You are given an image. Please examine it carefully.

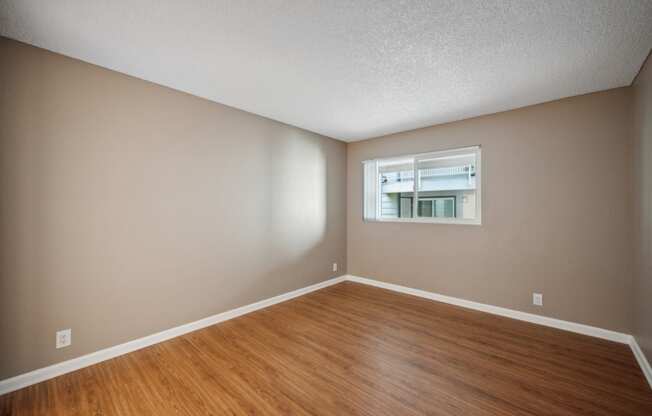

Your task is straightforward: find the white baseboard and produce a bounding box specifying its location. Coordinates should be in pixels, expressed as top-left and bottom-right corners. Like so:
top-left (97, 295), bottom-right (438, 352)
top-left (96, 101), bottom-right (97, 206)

top-left (344, 274), bottom-right (652, 389)
top-left (3, 274), bottom-right (650, 396)
top-left (344, 275), bottom-right (631, 343)
top-left (630, 336), bottom-right (652, 388)
top-left (0, 275), bottom-right (346, 396)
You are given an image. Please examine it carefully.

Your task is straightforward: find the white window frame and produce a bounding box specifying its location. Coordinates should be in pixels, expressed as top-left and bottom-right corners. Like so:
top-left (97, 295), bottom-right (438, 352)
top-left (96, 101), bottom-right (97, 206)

top-left (363, 146), bottom-right (482, 225)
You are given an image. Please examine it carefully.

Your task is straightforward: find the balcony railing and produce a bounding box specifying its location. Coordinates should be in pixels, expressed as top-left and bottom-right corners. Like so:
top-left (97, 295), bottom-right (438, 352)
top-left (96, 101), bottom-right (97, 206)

top-left (381, 165), bottom-right (473, 184)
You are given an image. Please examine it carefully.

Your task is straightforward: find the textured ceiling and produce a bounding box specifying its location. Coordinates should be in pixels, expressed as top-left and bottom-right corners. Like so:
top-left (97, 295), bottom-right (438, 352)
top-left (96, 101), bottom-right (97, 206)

top-left (1, 1), bottom-right (651, 141)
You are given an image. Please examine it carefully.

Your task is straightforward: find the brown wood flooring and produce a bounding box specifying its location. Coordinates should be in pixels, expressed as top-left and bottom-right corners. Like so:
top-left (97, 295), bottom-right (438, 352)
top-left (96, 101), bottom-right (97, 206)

top-left (1, 281), bottom-right (651, 415)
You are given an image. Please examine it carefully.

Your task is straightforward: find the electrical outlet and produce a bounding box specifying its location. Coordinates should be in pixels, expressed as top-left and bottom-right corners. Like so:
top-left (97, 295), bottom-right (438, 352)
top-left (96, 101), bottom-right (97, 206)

top-left (533, 293), bottom-right (543, 306)
top-left (56, 329), bottom-right (71, 349)
top-left (332, 263), bottom-right (338, 272)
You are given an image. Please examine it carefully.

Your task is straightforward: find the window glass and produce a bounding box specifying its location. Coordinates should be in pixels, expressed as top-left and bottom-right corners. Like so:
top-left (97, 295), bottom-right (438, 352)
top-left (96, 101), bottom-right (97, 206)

top-left (363, 146), bottom-right (481, 225)
top-left (418, 200), bottom-right (433, 217)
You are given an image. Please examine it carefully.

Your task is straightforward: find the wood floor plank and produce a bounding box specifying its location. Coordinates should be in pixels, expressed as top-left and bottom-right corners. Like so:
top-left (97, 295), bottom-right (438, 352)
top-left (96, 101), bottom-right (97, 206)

top-left (1, 282), bottom-right (651, 415)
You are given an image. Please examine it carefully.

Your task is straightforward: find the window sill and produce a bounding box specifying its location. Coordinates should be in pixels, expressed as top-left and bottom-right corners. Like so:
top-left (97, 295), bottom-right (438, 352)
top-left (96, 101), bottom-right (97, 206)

top-left (369, 217), bottom-right (482, 226)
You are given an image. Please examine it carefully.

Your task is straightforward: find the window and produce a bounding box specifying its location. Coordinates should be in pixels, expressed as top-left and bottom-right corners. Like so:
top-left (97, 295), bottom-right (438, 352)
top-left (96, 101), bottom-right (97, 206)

top-left (363, 146), bottom-right (481, 225)
top-left (418, 197), bottom-right (456, 217)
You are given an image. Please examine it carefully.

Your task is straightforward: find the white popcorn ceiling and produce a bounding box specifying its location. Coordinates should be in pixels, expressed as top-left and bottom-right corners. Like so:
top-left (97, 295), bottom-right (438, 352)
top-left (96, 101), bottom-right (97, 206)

top-left (1, 1), bottom-right (651, 141)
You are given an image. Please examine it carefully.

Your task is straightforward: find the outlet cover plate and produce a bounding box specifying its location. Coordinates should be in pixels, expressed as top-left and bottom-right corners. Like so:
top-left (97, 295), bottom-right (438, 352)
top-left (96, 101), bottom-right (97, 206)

top-left (533, 293), bottom-right (543, 306)
top-left (56, 329), bottom-right (71, 349)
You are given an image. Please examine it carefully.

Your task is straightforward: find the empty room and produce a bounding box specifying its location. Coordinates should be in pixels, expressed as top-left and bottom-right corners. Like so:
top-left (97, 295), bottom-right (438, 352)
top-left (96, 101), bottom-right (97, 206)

top-left (1, 1), bottom-right (652, 415)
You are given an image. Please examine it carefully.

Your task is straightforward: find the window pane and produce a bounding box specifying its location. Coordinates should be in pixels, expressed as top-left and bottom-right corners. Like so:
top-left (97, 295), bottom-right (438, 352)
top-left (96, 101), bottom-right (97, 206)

top-left (442, 198), bottom-right (455, 217)
top-left (418, 200), bottom-right (433, 217)
top-left (380, 193), bottom-right (399, 218)
top-left (363, 146), bottom-right (480, 224)
top-left (399, 196), bottom-right (413, 218)
top-left (416, 151), bottom-right (477, 220)
top-left (378, 158), bottom-right (414, 219)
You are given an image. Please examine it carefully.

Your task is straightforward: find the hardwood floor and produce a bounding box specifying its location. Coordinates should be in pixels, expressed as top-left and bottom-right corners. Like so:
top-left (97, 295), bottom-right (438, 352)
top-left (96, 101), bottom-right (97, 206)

top-left (1, 281), bottom-right (651, 415)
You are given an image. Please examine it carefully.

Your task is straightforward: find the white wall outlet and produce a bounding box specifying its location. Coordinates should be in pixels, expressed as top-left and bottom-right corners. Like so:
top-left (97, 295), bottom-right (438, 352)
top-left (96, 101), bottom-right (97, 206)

top-left (533, 293), bottom-right (543, 306)
top-left (332, 263), bottom-right (338, 272)
top-left (56, 329), bottom-right (72, 349)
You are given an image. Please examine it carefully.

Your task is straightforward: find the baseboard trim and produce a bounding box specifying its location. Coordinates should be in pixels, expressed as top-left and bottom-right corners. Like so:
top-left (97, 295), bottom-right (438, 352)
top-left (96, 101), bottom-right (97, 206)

top-left (344, 275), bottom-right (631, 343)
top-left (629, 336), bottom-right (652, 388)
top-left (3, 274), bottom-right (650, 396)
top-left (343, 274), bottom-right (652, 389)
top-left (0, 276), bottom-right (346, 396)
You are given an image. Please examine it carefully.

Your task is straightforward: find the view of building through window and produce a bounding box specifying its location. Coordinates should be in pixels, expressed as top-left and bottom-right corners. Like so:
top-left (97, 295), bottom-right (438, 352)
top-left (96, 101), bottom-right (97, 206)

top-left (364, 146), bottom-right (481, 224)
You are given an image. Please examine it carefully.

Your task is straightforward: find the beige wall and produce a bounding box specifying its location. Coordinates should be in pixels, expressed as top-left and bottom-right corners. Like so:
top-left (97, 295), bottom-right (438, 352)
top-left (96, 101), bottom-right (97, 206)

top-left (0, 33), bottom-right (645, 382)
top-left (347, 88), bottom-right (634, 333)
top-left (633, 54), bottom-right (652, 361)
top-left (0, 38), bottom-right (347, 380)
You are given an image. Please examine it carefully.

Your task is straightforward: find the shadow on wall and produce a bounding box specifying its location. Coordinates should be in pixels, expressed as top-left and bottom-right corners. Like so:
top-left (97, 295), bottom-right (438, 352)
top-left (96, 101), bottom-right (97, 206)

top-left (267, 129), bottom-right (328, 256)
top-left (0, 37), bottom-right (346, 380)
top-left (237, 126), bottom-right (334, 304)
top-left (0, 115), bottom-right (341, 380)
